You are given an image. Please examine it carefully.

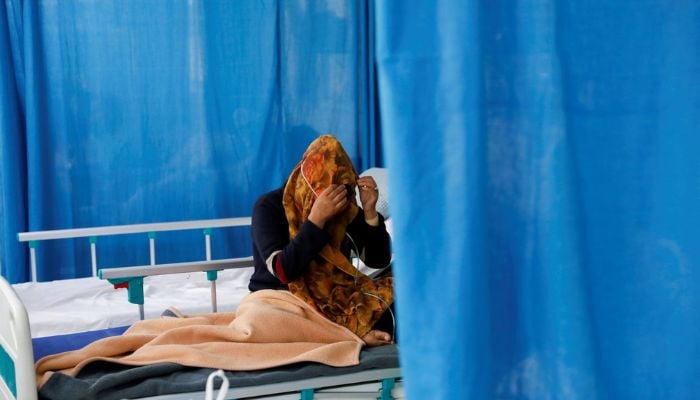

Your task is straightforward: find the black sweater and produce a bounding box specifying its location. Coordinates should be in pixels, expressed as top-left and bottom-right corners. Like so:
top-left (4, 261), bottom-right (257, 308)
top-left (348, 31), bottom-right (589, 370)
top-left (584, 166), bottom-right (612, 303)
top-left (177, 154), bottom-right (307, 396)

top-left (249, 187), bottom-right (391, 291)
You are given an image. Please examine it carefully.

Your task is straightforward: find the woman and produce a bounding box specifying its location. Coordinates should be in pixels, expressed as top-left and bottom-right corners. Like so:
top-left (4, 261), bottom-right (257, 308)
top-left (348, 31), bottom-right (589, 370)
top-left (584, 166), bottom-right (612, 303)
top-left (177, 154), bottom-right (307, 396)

top-left (250, 135), bottom-right (394, 346)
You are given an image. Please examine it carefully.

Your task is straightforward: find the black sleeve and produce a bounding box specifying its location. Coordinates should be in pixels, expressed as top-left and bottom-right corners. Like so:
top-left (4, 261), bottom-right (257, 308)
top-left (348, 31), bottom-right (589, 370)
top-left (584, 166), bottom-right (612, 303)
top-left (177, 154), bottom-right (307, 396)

top-left (251, 194), bottom-right (330, 283)
top-left (346, 211), bottom-right (392, 269)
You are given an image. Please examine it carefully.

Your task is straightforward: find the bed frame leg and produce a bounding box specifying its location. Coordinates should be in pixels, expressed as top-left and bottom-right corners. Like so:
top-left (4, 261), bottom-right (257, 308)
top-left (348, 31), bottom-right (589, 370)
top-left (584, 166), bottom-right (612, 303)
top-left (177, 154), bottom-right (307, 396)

top-left (379, 378), bottom-right (395, 400)
top-left (300, 388), bottom-right (314, 400)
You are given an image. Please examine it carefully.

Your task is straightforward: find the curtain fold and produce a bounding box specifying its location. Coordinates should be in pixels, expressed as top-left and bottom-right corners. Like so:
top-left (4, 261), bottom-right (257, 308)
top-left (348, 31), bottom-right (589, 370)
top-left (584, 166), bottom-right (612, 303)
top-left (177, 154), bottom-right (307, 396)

top-left (376, 1), bottom-right (700, 399)
top-left (0, 0), bottom-right (28, 282)
top-left (1, 0), bottom-right (377, 283)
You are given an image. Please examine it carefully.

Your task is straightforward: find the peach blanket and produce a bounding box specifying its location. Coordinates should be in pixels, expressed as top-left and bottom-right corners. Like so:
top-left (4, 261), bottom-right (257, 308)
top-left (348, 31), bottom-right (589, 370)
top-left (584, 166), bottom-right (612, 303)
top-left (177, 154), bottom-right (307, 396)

top-left (36, 289), bottom-right (364, 387)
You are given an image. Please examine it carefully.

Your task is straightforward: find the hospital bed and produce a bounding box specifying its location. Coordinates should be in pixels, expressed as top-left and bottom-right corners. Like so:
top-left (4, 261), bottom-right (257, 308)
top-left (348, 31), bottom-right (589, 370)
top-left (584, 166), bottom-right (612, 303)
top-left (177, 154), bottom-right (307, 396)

top-left (1, 170), bottom-right (402, 399)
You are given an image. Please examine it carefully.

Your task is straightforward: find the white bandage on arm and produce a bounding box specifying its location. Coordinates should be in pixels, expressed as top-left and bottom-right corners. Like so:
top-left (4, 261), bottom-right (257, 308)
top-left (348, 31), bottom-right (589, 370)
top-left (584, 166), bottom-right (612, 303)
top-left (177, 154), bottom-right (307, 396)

top-left (265, 250), bottom-right (283, 276)
top-left (365, 214), bottom-right (380, 227)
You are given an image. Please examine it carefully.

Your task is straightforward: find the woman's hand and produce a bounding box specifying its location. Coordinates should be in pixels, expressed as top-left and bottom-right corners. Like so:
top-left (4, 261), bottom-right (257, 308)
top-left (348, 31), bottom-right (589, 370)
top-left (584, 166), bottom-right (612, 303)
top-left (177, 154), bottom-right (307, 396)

top-left (308, 184), bottom-right (349, 228)
top-left (357, 176), bottom-right (379, 220)
top-left (362, 330), bottom-right (393, 347)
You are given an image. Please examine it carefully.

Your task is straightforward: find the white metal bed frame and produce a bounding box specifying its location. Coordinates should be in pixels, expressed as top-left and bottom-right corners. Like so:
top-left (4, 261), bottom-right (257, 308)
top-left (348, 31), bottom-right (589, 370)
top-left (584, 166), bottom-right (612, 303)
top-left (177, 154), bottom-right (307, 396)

top-left (0, 276), bottom-right (35, 400)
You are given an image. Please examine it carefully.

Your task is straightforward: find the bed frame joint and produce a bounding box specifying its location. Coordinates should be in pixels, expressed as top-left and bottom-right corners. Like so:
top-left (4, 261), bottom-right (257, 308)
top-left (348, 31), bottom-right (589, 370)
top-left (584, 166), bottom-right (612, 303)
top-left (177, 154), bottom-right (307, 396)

top-left (300, 388), bottom-right (315, 400)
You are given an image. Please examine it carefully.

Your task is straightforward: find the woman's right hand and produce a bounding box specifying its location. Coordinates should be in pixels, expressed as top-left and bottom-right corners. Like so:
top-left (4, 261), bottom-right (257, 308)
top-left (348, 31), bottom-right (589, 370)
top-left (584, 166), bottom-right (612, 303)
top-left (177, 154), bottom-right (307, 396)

top-left (308, 184), bottom-right (349, 228)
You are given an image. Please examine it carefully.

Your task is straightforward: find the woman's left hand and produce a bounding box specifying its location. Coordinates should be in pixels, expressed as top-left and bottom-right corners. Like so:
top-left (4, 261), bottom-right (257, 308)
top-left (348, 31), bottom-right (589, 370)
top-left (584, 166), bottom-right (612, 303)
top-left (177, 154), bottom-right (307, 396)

top-left (357, 176), bottom-right (379, 218)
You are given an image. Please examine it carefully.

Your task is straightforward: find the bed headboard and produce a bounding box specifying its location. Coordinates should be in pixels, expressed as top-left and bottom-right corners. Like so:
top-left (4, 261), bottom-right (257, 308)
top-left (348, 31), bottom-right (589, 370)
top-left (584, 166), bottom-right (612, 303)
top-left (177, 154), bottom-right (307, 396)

top-left (0, 277), bottom-right (37, 400)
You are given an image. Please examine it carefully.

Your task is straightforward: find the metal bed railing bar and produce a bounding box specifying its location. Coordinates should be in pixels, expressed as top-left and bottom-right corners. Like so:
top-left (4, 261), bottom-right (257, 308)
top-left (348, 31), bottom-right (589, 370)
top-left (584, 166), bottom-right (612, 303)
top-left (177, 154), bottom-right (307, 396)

top-left (17, 217), bottom-right (251, 283)
top-left (17, 218), bottom-right (252, 242)
top-left (98, 257), bottom-right (254, 280)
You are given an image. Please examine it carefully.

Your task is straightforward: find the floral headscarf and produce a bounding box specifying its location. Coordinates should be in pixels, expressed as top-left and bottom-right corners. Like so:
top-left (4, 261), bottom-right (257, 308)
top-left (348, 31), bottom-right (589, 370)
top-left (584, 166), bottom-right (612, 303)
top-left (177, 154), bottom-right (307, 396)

top-left (283, 135), bottom-right (393, 337)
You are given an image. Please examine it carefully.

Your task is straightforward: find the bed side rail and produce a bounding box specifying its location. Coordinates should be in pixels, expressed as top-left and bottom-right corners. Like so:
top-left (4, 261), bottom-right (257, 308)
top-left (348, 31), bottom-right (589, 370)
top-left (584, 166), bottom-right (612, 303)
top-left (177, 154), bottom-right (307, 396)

top-left (98, 257), bottom-right (254, 280)
top-left (17, 217), bottom-right (251, 283)
top-left (97, 257), bottom-right (254, 319)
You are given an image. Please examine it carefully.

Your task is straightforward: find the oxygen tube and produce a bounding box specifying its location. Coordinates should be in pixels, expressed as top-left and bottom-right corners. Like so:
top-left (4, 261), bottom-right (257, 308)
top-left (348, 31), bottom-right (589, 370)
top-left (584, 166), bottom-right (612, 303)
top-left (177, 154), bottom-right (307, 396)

top-left (345, 231), bottom-right (396, 341)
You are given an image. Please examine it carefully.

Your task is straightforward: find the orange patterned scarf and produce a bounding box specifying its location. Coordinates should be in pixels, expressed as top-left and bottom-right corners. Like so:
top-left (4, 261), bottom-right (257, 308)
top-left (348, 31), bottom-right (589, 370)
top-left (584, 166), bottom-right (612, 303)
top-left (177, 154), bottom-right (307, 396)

top-left (283, 135), bottom-right (393, 337)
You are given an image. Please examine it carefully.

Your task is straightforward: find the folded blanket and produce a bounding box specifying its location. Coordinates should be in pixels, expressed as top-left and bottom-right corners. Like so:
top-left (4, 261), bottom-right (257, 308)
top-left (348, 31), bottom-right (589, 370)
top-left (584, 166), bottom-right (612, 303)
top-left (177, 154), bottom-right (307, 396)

top-left (36, 289), bottom-right (364, 387)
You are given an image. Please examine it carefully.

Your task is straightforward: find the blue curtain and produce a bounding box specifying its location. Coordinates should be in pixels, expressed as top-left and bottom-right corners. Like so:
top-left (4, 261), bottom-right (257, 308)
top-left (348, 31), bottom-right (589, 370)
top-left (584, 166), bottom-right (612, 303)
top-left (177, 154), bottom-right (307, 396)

top-left (0, 1), bottom-right (28, 283)
top-left (0, 0), bottom-right (376, 283)
top-left (376, 1), bottom-right (699, 399)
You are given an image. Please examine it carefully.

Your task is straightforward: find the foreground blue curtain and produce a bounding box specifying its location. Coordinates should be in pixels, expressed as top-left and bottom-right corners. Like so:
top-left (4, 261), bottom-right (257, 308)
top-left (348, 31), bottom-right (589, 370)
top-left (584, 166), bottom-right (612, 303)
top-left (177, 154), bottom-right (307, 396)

top-left (376, 1), bottom-right (699, 399)
top-left (1, 0), bottom-right (376, 283)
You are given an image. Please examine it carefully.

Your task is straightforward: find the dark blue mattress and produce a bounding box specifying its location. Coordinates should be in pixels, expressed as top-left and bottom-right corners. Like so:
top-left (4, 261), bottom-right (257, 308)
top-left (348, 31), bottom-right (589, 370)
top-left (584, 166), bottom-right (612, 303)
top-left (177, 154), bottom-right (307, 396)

top-left (33, 326), bottom-right (129, 361)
